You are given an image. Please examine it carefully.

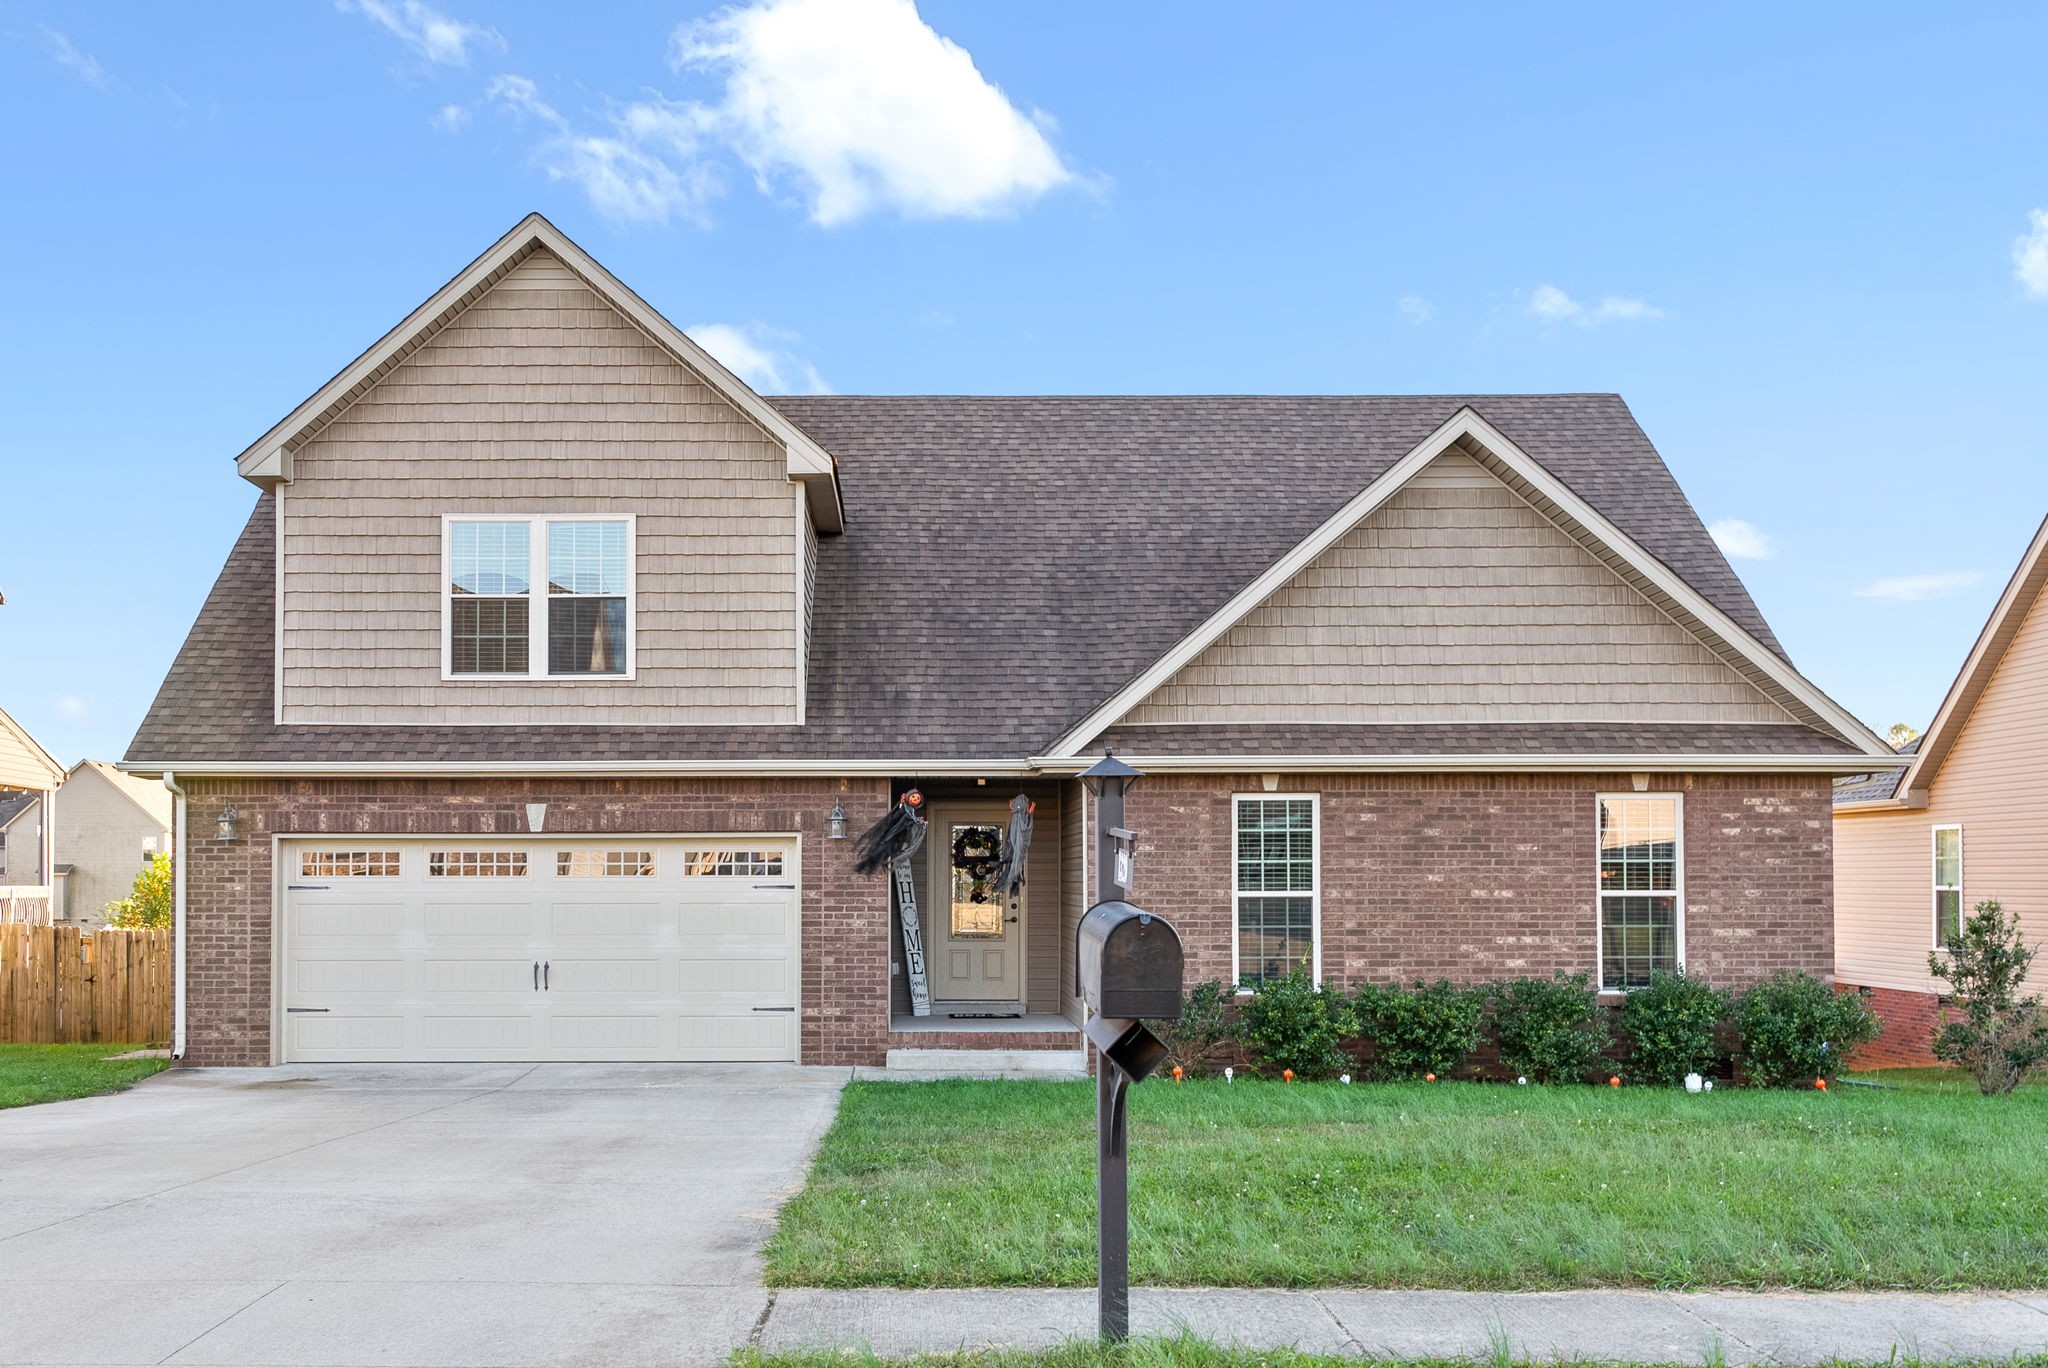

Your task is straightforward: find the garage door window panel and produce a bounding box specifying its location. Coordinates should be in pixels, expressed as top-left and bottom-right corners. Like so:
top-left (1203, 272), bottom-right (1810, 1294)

top-left (557, 851), bottom-right (655, 877)
top-left (430, 851), bottom-right (529, 877)
top-left (300, 851), bottom-right (402, 878)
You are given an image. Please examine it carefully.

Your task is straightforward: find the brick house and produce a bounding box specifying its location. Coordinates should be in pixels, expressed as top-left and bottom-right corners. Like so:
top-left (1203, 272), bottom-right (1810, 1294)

top-left (124, 214), bottom-right (1899, 1068)
top-left (1835, 513), bottom-right (2048, 1066)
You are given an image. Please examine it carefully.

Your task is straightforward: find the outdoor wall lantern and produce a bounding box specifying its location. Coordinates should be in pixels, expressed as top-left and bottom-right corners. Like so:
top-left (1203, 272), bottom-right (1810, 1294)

top-left (215, 804), bottom-right (239, 842)
top-left (826, 801), bottom-right (848, 840)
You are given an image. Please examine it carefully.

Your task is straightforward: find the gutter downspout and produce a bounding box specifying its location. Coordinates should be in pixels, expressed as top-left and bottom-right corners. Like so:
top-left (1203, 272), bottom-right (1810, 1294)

top-left (163, 772), bottom-right (186, 1060)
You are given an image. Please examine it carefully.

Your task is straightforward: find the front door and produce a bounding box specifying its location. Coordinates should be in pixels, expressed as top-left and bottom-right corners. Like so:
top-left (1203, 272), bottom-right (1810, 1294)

top-left (926, 804), bottom-right (1023, 1003)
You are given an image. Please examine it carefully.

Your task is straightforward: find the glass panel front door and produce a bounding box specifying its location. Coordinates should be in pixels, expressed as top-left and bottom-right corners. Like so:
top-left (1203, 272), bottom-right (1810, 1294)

top-left (927, 809), bottom-right (1023, 1003)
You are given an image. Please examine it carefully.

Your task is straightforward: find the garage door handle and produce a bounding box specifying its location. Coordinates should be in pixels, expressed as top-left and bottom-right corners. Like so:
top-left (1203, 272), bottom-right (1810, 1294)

top-left (288, 885), bottom-right (329, 891)
top-left (543, 961), bottom-right (550, 991)
top-left (752, 1006), bottom-right (795, 1012)
top-left (755, 883), bottom-right (796, 890)
top-left (287, 1008), bottom-right (330, 1014)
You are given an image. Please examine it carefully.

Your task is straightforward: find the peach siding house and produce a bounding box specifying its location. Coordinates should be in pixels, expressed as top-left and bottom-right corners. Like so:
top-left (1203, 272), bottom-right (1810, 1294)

top-left (1835, 514), bottom-right (2048, 1066)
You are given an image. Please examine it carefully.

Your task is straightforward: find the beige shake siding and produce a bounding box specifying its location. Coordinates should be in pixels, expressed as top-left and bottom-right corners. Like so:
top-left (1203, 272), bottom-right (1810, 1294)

top-left (1124, 453), bottom-right (1793, 726)
top-left (1836, 575), bottom-right (2048, 994)
top-left (278, 250), bottom-right (804, 726)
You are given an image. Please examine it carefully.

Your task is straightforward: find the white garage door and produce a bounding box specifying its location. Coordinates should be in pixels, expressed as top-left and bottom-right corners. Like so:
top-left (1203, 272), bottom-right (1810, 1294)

top-left (280, 839), bottom-right (799, 1063)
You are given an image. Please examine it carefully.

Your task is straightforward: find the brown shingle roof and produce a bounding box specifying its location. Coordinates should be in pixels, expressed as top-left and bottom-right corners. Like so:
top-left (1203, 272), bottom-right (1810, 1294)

top-left (1832, 737), bottom-right (1920, 805)
top-left (128, 394), bottom-right (1822, 767)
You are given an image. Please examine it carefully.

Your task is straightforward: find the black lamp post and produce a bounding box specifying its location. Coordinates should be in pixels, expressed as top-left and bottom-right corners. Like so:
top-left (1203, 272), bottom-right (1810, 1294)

top-left (1079, 749), bottom-right (1143, 903)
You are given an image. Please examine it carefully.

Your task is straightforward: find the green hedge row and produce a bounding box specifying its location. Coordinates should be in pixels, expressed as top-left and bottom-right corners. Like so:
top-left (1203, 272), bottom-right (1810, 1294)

top-left (1151, 966), bottom-right (1880, 1089)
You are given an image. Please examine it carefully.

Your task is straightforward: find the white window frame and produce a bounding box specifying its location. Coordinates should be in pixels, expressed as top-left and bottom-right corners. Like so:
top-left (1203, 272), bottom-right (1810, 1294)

top-left (440, 514), bottom-right (637, 682)
top-left (1229, 792), bottom-right (1321, 993)
top-left (1595, 792), bottom-right (1685, 992)
top-left (1932, 824), bottom-right (1963, 947)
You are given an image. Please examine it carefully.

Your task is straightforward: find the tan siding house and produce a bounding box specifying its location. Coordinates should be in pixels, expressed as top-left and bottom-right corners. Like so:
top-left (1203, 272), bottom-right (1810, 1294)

top-left (1835, 514), bottom-right (2048, 1065)
top-left (123, 214), bottom-right (1899, 1069)
top-left (51, 761), bottom-right (174, 927)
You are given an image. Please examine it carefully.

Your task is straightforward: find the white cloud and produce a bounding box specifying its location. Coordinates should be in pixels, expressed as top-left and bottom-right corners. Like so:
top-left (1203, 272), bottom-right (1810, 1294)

top-left (430, 103), bottom-right (469, 132)
top-left (340, 0), bottom-right (500, 66)
top-left (1528, 284), bottom-right (1664, 327)
top-left (40, 26), bottom-right (108, 89)
top-left (1398, 294), bottom-right (1433, 325)
top-left (488, 76), bottom-right (723, 226)
top-left (687, 322), bottom-right (831, 394)
top-left (1708, 519), bottom-right (1773, 560)
top-left (1853, 571), bottom-right (1983, 604)
top-left (2015, 209), bottom-right (2048, 300)
top-left (673, 0), bottom-right (1074, 226)
top-left (53, 697), bottom-right (88, 721)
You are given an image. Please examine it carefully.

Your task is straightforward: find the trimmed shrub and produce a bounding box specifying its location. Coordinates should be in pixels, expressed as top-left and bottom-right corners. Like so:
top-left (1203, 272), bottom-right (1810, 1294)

top-left (1150, 978), bottom-right (1233, 1075)
top-left (1234, 963), bottom-right (1352, 1078)
top-left (1929, 899), bottom-right (2048, 1096)
top-left (1488, 973), bottom-right (1610, 1083)
top-left (1621, 970), bottom-right (1733, 1086)
top-left (1734, 970), bottom-right (1880, 1087)
top-left (1354, 979), bottom-right (1484, 1080)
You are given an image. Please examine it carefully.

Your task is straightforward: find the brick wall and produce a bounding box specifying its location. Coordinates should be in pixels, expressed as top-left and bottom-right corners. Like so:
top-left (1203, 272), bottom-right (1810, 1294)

top-left (1838, 983), bottom-right (1942, 1068)
top-left (1119, 771), bottom-right (1834, 993)
top-left (178, 776), bottom-right (890, 1066)
top-left (177, 769), bottom-right (1833, 1068)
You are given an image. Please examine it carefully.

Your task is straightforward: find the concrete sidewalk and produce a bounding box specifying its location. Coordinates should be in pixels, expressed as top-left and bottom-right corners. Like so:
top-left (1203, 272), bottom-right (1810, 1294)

top-left (760, 1288), bottom-right (2048, 1364)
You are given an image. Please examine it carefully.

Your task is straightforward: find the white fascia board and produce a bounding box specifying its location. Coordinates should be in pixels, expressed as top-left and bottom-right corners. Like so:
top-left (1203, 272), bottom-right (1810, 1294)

top-left (228, 213), bottom-right (844, 527)
top-left (1033, 753), bottom-right (1906, 775)
top-left (1045, 407), bottom-right (1895, 760)
top-left (115, 751), bottom-right (1905, 780)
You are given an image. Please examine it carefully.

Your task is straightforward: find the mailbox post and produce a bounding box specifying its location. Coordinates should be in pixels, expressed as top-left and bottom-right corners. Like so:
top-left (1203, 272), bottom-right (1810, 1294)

top-left (1076, 751), bottom-right (1182, 1344)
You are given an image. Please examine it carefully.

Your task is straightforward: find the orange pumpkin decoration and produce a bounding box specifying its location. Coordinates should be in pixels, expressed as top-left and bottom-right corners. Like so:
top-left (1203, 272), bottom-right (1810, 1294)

top-left (1608, 1076), bottom-right (1621, 1088)
top-left (1282, 1068), bottom-right (1295, 1083)
top-left (1815, 1078), bottom-right (1827, 1091)
top-left (1424, 1072), bottom-right (1436, 1083)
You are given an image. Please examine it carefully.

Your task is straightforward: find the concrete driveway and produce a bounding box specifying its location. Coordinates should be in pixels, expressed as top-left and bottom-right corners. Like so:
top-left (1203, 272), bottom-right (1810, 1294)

top-left (0, 1063), bottom-right (848, 1368)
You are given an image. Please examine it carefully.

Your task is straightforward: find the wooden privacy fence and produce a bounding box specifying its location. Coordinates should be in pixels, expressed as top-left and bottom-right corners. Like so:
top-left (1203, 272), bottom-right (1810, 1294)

top-left (1, 924), bottom-right (171, 1045)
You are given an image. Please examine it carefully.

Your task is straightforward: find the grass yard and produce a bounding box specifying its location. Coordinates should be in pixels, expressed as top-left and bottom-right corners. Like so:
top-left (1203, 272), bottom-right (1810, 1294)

top-left (765, 1072), bottom-right (2048, 1292)
top-left (0, 1043), bottom-right (170, 1110)
top-left (735, 1340), bottom-right (2048, 1368)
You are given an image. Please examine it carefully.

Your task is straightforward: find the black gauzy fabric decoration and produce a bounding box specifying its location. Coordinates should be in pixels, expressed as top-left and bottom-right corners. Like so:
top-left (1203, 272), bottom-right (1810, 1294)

top-left (990, 793), bottom-right (1035, 897)
top-left (852, 789), bottom-right (927, 875)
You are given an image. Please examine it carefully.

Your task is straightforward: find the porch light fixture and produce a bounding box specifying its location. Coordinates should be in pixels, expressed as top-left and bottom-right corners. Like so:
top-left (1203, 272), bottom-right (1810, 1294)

top-left (826, 801), bottom-right (848, 841)
top-left (215, 804), bottom-right (239, 842)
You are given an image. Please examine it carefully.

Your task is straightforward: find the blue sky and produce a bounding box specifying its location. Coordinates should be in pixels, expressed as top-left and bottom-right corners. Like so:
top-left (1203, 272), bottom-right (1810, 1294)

top-left (3, 1), bottom-right (2046, 766)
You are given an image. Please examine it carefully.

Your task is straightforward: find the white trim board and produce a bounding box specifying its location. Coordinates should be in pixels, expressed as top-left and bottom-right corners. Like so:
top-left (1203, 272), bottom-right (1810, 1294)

top-left (232, 212), bottom-right (844, 531)
top-left (117, 751), bottom-right (1901, 780)
top-left (1042, 408), bottom-right (1894, 761)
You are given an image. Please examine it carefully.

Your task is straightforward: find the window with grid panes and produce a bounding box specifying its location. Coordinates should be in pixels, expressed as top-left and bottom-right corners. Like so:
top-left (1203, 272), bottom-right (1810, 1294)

top-left (1597, 796), bottom-right (1681, 989)
top-left (447, 517), bottom-right (630, 677)
top-left (1234, 796), bottom-right (1317, 988)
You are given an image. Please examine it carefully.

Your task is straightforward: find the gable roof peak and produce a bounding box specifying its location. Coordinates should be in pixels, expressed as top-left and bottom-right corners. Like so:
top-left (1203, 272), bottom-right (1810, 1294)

top-left (230, 212), bottom-right (843, 530)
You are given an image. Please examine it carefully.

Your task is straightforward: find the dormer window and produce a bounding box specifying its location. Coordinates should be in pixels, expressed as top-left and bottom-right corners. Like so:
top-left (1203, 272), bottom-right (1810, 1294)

top-left (444, 516), bottom-right (633, 679)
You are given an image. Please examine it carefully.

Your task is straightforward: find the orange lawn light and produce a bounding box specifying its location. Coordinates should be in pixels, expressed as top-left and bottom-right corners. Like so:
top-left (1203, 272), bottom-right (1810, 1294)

top-left (1172, 1065), bottom-right (1183, 1084)
top-left (1609, 1076), bottom-right (1621, 1088)
top-left (1282, 1069), bottom-right (1294, 1083)
top-left (1424, 1073), bottom-right (1435, 1082)
top-left (1816, 1078), bottom-right (1828, 1091)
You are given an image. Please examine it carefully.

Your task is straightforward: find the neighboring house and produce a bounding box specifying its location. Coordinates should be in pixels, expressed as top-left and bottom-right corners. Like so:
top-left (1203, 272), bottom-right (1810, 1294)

top-left (49, 760), bottom-right (174, 928)
top-left (0, 792), bottom-right (41, 884)
top-left (123, 214), bottom-right (1900, 1068)
top-left (1835, 513), bottom-right (2048, 1066)
top-left (0, 706), bottom-right (62, 923)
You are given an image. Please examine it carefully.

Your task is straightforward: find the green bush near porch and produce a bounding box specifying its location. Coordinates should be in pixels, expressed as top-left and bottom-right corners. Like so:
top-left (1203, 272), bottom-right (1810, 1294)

top-left (764, 1073), bottom-right (2048, 1291)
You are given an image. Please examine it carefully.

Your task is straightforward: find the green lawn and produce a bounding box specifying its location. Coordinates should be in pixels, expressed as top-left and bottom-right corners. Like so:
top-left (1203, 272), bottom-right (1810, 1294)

top-left (765, 1072), bottom-right (2048, 1291)
top-left (0, 1043), bottom-right (170, 1109)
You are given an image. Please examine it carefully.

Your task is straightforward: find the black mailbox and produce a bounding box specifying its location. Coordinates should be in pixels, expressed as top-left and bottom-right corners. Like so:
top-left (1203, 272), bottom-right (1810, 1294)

top-left (1076, 900), bottom-right (1184, 1021)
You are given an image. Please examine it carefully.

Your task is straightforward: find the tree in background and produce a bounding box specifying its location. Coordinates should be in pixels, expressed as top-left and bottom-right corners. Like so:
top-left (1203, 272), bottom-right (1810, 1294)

top-left (1886, 722), bottom-right (1920, 749)
top-left (103, 853), bottom-right (172, 930)
top-left (1930, 899), bottom-right (2048, 1095)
